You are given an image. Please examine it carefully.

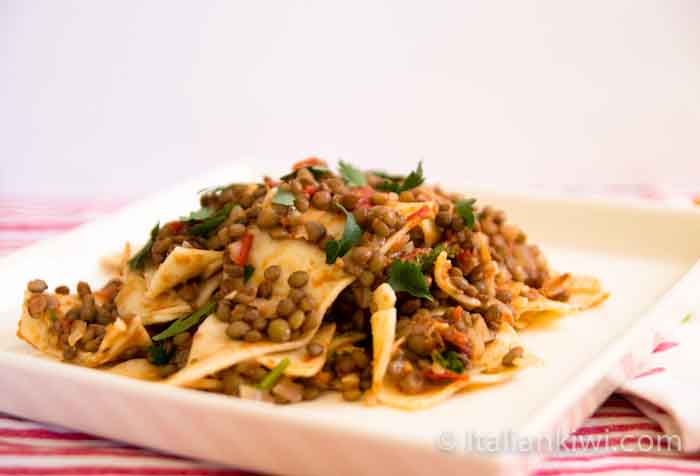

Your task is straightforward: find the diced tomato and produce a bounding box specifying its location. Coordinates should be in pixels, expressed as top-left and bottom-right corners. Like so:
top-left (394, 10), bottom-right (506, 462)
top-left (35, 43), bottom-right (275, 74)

top-left (406, 205), bottom-right (430, 223)
top-left (234, 233), bottom-right (254, 266)
top-left (423, 369), bottom-right (468, 382)
top-left (168, 221), bottom-right (184, 233)
top-left (452, 306), bottom-right (463, 320)
top-left (292, 157), bottom-right (327, 171)
top-left (402, 247), bottom-right (425, 261)
top-left (354, 186), bottom-right (374, 208)
top-left (303, 185), bottom-right (318, 197)
top-left (442, 328), bottom-right (471, 354)
top-left (456, 249), bottom-right (472, 269)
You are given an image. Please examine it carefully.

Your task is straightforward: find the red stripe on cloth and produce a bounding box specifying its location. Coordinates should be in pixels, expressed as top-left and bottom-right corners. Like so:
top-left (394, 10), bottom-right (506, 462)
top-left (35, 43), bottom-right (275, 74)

top-left (571, 423), bottom-right (663, 436)
top-left (561, 435), bottom-right (676, 451)
top-left (0, 468), bottom-right (246, 476)
top-left (0, 447), bottom-right (175, 459)
top-left (0, 429), bottom-right (101, 441)
top-left (534, 463), bottom-right (700, 475)
top-left (591, 412), bottom-right (644, 418)
top-left (548, 452), bottom-right (700, 463)
top-left (653, 342), bottom-right (680, 353)
top-left (635, 367), bottom-right (666, 379)
top-left (0, 223), bottom-right (83, 232)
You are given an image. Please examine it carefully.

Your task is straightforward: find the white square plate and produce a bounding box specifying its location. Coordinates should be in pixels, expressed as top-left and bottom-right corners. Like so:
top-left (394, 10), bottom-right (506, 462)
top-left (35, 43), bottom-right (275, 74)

top-left (1, 163), bottom-right (699, 476)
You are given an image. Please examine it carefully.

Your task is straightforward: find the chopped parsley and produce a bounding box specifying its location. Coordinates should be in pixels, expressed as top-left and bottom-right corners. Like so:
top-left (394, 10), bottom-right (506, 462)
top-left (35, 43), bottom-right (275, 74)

top-left (417, 244), bottom-right (446, 272)
top-left (338, 161), bottom-right (367, 187)
top-left (681, 313), bottom-right (693, 324)
top-left (387, 260), bottom-right (433, 300)
top-left (376, 161), bottom-right (425, 193)
top-left (432, 350), bottom-right (465, 374)
top-left (180, 207), bottom-right (215, 223)
top-left (147, 342), bottom-right (173, 366)
top-left (455, 198), bottom-right (477, 230)
top-left (272, 189), bottom-right (296, 207)
top-left (243, 265), bottom-right (255, 283)
top-left (189, 203), bottom-right (233, 237)
top-left (127, 222), bottom-right (160, 270)
top-left (325, 204), bottom-right (362, 264)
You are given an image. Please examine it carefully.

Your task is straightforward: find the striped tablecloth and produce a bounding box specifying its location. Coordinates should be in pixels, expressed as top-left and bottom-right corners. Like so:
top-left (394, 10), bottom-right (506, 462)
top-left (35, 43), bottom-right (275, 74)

top-left (1, 195), bottom-right (699, 476)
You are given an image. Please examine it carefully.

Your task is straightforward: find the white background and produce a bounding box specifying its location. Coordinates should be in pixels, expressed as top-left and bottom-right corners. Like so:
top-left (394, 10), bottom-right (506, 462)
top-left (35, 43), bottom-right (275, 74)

top-left (2, 1), bottom-right (699, 198)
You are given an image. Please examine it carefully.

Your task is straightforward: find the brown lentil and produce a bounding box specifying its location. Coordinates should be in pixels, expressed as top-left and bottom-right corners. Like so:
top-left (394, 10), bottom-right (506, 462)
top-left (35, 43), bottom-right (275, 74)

top-left (350, 246), bottom-right (372, 265)
top-left (54, 285), bottom-right (70, 295)
top-left (288, 270), bottom-right (309, 288)
top-left (276, 298), bottom-right (296, 317)
top-left (267, 319), bottom-right (291, 342)
top-left (288, 310), bottom-right (306, 330)
top-left (263, 265), bottom-right (282, 282)
top-left (311, 190), bottom-right (332, 210)
top-left (27, 279), bottom-right (48, 293)
top-left (244, 330), bottom-right (263, 342)
top-left (304, 221), bottom-right (326, 242)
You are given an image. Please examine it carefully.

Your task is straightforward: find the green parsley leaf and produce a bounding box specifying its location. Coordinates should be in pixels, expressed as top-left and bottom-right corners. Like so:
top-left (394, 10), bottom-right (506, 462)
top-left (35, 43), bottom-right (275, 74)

top-left (243, 265), bottom-right (255, 283)
top-left (180, 207), bottom-right (215, 223)
top-left (432, 350), bottom-right (465, 374)
top-left (401, 161), bottom-right (425, 191)
top-left (387, 260), bottom-right (433, 300)
top-left (189, 203), bottom-right (233, 237)
top-left (455, 198), bottom-right (477, 230)
top-left (376, 161), bottom-right (425, 193)
top-left (681, 313), bottom-right (693, 324)
top-left (128, 222), bottom-right (160, 270)
top-left (417, 244), bottom-right (446, 272)
top-left (272, 189), bottom-right (296, 207)
top-left (48, 309), bottom-right (57, 322)
top-left (338, 161), bottom-right (367, 187)
top-left (370, 170), bottom-right (401, 180)
top-left (147, 342), bottom-right (173, 366)
top-left (152, 302), bottom-right (216, 342)
top-left (257, 357), bottom-right (291, 391)
top-left (325, 204), bottom-right (363, 264)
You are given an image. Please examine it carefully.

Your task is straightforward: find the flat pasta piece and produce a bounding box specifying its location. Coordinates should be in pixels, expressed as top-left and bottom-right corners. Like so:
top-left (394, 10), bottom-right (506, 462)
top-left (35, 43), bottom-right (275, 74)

top-left (194, 272), bottom-right (223, 309)
top-left (17, 291), bottom-right (151, 367)
top-left (106, 358), bottom-right (161, 381)
top-left (115, 272), bottom-right (191, 325)
top-left (165, 227), bottom-right (354, 387)
top-left (257, 323), bottom-right (336, 377)
top-left (434, 251), bottom-right (481, 309)
top-left (328, 332), bottom-right (366, 355)
top-left (147, 247), bottom-right (224, 298)
top-left (477, 323), bottom-right (523, 370)
top-left (100, 242), bottom-right (131, 278)
top-left (375, 372), bottom-right (512, 411)
top-left (368, 284), bottom-right (397, 399)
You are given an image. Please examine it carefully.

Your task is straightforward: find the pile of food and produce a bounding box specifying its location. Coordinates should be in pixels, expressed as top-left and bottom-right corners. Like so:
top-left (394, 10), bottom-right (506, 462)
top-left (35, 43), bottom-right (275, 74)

top-left (17, 158), bottom-right (607, 410)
